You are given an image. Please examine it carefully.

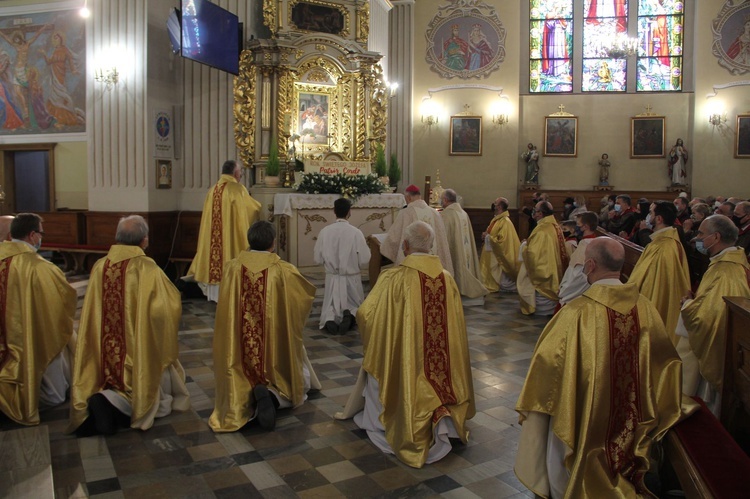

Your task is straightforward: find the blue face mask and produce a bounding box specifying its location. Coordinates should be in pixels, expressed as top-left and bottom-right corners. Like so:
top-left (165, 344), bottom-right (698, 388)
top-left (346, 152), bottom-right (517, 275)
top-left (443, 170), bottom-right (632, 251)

top-left (695, 234), bottom-right (715, 256)
top-left (613, 204), bottom-right (622, 213)
top-left (574, 226), bottom-right (584, 238)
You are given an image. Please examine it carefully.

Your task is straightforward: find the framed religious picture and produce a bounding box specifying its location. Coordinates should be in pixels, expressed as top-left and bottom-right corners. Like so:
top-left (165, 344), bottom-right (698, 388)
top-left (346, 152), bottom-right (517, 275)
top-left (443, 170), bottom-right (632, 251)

top-left (736, 114), bottom-right (750, 158)
top-left (544, 117), bottom-right (577, 157)
top-left (156, 159), bottom-right (172, 189)
top-left (631, 117), bottom-right (665, 158)
top-left (449, 116), bottom-right (482, 156)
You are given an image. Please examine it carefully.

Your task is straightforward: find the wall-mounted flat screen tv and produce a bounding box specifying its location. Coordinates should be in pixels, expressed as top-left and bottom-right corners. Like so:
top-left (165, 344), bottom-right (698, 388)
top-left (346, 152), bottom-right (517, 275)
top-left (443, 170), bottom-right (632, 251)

top-left (181, 0), bottom-right (239, 75)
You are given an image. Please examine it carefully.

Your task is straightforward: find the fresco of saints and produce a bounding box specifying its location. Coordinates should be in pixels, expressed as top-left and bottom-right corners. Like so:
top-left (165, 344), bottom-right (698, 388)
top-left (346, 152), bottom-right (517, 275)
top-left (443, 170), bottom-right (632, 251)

top-left (467, 24), bottom-right (493, 71)
top-left (442, 24), bottom-right (469, 71)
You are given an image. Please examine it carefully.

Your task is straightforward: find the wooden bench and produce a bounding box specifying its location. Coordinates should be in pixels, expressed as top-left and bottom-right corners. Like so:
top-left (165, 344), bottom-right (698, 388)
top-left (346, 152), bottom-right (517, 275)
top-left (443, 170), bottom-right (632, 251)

top-left (665, 397), bottom-right (750, 499)
top-left (40, 243), bottom-right (110, 274)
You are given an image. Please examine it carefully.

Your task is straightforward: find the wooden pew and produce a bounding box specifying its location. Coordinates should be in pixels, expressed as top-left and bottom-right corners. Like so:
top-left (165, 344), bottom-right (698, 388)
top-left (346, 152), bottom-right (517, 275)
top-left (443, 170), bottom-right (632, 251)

top-left (40, 243), bottom-right (110, 274)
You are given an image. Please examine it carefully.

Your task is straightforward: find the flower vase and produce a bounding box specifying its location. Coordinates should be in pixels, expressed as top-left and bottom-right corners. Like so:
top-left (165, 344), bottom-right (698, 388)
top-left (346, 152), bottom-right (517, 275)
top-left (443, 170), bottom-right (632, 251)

top-left (265, 176), bottom-right (280, 187)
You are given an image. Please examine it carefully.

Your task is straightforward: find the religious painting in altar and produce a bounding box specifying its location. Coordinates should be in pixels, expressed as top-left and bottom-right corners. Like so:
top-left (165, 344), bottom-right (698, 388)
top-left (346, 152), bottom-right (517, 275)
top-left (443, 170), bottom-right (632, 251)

top-left (291, 1), bottom-right (346, 36)
top-left (156, 159), bottom-right (172, 189)
top-left (297, 91), bottom-right (330, 145)
top-left (636, 0), bottom-right (683, 91)
top-left (424, 0), bottom-right (506, 80)
top-left (0, 8), bottom-right (85, 135)
top-left (712, 1), bottom-right (750, 76)
top-left (736, 114), bottom-right (750, 158)
top-left (449, 116), bottom-right (482, 156)
top-left (544, 116), bottom-right (577, 157)
top-left (631, 116), bottom-right (665, 158)
top-left (530, 0), bottom-right (573, 92)
top-left (582, 0), bottom-right (629, 92)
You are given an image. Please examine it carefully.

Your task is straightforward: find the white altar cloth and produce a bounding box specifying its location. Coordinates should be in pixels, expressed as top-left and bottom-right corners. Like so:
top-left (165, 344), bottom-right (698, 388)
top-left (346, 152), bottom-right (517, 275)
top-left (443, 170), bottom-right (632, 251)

top-left (273, 193), bottom-right (405, 217)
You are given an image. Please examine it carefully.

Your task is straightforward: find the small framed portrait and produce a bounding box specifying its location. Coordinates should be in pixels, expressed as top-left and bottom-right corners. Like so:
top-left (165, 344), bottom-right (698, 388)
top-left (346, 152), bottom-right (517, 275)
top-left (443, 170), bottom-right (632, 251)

top-left (156, 159), bottom-right (172, 189)
top-left (544, 117), bottom-right (577, 157)
top-left (449, 116), bottom-right (482, 156)
top-left (631, 117), bottom-right (666, 158)
top-left (736, 114), bottom-right (750, 158)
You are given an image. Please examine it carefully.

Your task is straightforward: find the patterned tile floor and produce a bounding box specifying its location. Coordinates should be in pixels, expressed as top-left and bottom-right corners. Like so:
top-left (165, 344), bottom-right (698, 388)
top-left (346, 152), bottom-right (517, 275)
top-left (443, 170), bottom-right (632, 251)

top-left (1, 270), bottom-right (551, 498)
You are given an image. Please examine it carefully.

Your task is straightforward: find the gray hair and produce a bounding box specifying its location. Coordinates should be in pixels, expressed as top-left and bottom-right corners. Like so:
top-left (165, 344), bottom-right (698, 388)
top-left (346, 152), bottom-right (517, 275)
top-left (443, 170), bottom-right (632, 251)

top-left (704, 215), bottom-right (739, 245)
top-left (443, 189), bottom-right (457, 204)
top-left (115, 215), bottom-right (149, 245)
top-left (404, 221), bottom-right (434, 253)
top-left (737, 201), bottom-right (750, 216)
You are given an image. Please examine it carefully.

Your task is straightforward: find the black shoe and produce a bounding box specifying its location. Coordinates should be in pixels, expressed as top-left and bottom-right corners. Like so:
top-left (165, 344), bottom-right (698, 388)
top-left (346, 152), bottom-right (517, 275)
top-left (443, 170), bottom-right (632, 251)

top-left (253, 384), bottom-right (276, 431)
top-left (88, 393), bottom-right (117, 435)
top-left (340, 310), bottom-right (354, 332)
top-left (324, 321), bottom-right (340, 335)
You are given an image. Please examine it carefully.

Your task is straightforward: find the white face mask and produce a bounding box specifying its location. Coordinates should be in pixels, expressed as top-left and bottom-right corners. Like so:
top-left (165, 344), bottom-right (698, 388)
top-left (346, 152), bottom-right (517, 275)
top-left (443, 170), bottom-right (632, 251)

top-left (645, 213), bottom-right (653, 229)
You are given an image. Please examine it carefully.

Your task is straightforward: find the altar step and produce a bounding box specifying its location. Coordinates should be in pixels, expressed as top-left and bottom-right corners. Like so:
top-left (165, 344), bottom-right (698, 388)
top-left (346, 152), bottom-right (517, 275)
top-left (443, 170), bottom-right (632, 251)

top-left (0, 425), bottom-right (54, 498)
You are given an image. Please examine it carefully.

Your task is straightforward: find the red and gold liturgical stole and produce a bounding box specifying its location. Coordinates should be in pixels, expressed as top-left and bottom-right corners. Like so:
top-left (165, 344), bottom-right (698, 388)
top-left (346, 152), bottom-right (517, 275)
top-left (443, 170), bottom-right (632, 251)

top-left (100, 258), bottom-right (129, 391)
top-left (209, 182), bottom-right (228, 282)
top-left (419, 271), bottom-right (457, 423)
top-left (239, 267), bottom-right (269, 386)
top-left (553, 223), bottom-right (570, 275)
top-left (606, 306), bottom-right (647, 494)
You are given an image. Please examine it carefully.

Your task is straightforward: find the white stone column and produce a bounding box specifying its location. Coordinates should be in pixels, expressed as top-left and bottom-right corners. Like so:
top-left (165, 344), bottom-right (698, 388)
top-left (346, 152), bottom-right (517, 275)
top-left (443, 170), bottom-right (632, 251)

top-left (388, 0), bottom-right (414, 188)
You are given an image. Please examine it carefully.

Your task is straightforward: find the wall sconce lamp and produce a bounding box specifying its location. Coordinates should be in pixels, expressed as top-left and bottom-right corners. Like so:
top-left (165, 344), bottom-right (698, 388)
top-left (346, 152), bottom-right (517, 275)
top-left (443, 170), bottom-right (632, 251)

top-left (707, 100), bottom-right (727, 127)
top-left (491, 97), bottom-right (511, 126)
top-left (95, 67), bottom-right (119, 89)
top-left (79, 0), bottom-right (90, 18)
top-left (385, 81), bottom-right (399, 98)
top-left (421, 98), bottom-right (439, 127)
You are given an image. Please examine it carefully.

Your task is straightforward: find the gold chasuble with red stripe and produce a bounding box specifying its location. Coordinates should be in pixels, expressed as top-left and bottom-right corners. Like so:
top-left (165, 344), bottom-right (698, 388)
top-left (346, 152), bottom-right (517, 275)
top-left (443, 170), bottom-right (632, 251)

top-left (515, 283), bottom-right (682, 498)
top-left (187, 174), bottom-right (261, 285)
top-left (68, 245), bottom-right (187, 432)
top-left (0, 242), bottom-right (76, 425)
top-left (358, 254), bottom-right (475, 468)
top-left (209, 251), bottom-right (317, 432)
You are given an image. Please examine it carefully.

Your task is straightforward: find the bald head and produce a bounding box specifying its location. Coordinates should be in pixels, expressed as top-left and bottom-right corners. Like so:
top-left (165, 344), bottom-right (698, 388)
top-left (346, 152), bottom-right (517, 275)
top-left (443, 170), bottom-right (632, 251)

top-left (583, 237), bottom-right (624, 284)
top-left (0, 215), bottom-right (13, 241)
top-left (494, 197), bottom-right (508, 213)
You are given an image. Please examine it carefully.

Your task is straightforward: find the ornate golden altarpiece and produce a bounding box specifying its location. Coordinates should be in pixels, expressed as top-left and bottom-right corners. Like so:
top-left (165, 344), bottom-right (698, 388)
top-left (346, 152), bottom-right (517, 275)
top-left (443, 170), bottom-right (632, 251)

top-left (234, 0), bottom-right (387, 173)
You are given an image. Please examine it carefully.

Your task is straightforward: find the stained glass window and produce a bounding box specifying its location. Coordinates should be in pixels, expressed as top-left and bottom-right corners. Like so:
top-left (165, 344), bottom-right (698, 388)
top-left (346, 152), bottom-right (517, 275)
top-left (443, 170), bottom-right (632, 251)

top-left (637, 0), bottom-right (684, 91)
top-left (530, 1), bottom-right (573, 93)
top-left (582, 1), bottom-right (628, 91)
top-left (528, 1), bottom-right (685, 93)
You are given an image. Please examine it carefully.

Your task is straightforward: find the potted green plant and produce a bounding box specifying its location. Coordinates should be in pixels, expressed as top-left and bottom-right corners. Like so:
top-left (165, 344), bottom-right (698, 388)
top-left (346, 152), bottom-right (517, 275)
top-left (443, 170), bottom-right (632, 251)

top-left (265, 138), bottom-right (281, 186)
top-left (388, 152), bottom-right (401, 190)
top-left (374, 144), bottom-right (388, 186)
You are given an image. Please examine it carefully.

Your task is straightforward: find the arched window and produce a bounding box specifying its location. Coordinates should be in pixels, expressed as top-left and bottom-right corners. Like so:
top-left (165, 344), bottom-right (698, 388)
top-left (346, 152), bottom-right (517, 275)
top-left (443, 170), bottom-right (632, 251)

top-left (529, 0), bottom-right (685, 93)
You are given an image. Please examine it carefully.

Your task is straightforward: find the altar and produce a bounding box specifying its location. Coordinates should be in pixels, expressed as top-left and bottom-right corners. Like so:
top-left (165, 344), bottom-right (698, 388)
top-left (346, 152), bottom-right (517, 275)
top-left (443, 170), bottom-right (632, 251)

top-left (273, 193), bottom-right (405, 268)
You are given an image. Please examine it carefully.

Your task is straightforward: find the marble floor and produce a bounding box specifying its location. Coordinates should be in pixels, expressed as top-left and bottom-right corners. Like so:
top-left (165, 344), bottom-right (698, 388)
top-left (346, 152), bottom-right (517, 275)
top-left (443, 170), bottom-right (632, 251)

top-left (0, 270), bottom-right (550, 498)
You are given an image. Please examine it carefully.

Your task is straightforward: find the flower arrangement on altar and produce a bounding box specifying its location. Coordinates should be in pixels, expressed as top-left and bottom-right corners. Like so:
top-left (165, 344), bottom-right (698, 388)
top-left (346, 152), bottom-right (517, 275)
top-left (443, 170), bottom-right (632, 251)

top-left (294, 172), bottom-right (389, 198)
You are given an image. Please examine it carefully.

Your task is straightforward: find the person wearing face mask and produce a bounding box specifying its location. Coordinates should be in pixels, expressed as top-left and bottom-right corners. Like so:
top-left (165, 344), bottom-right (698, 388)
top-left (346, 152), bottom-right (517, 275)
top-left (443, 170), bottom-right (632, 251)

top-left (682, 203), bottom-right (711, 243)
top-left (598, 194), bottom-right (616, 226)
top-left (558, 211), bottom-right (599, 306)
top-left (627, 201), bottom-right (691, 346)
top-left (562, 197), bottom-right (575, 221)
top-left (517, 201), bottom-right (570, 316)
top-left (568, 195), bottom-right (588, 221)
top-left (605, 194), bottom-right (637, 236)
top-left (515, 237), bottom-right (683, 498)
top-left (0, 213), bottom-right (77, 425)
top-left (733, 201), bottom-right (750, 256)
top-left (676, 215), bottom-right (750, 417)
top-left (480, 197), bottom-right (520, 293)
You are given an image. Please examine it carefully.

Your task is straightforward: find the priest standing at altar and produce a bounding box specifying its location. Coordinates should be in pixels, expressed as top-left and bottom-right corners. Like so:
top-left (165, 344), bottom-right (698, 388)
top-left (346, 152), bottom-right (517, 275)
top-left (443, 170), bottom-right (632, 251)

top-left (186, 160), bottom-right (261, 302)
top-left (314, 198), bottom-right (370, 334)
top-left (380, 184), bottom-right (454, 276)
top-left (440, 189), bottom-right (487, 301)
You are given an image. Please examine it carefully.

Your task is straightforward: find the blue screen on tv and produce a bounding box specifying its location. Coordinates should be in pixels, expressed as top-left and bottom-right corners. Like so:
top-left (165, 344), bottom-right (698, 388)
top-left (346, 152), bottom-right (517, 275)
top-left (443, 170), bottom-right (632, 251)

top-left (181, 0), bottom-right (239, 75)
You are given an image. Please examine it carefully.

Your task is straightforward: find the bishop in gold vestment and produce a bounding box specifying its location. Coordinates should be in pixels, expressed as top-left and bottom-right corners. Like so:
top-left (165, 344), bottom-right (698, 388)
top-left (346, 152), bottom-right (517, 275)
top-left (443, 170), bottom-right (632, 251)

top-left (480, 198), bottom-right (520, 293)
top-left (69, 216), bottom-right (190, 434)
top-left (187, 160), bottom-right (261, 301)
top-left (627, 202), bottom-right (690, 345)
top-left (210, 221), bottom-right (320, 432)
top-left (516, 238), bottom-right (683, 498)
top-left (0, 214), bottom-right (76, 425)
top-left (517, 202), bottom-right (569, 315)
top-left (440, 189), bottom-right (487, 300)
top-left (677, 215), bottom-right (750, 416)
top-left (338, 222), bottom-right (474, 468)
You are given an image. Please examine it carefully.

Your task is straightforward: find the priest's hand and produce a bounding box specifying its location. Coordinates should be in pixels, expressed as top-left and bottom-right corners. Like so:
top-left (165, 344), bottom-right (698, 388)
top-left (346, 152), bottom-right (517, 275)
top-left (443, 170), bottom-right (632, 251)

top-left (681, 290), bottom-right (694, 305)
